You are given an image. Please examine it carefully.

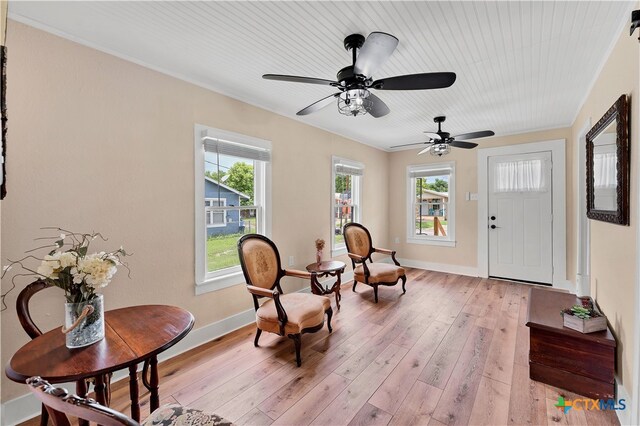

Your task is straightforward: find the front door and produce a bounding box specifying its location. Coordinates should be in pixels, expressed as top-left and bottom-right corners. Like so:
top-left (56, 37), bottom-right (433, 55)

top-left (488, 151), bottom-right (553, 284)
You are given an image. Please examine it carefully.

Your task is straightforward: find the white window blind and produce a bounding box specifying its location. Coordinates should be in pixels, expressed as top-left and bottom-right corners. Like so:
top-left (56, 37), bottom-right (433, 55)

top-left (335, 164), bottom-right (363, 176)
top-left (410, 168), bottom-right (452, 179)
top-left (203, 136), bottom-right (271, 162)
top-left (493, 159), bottom-right (548, 193)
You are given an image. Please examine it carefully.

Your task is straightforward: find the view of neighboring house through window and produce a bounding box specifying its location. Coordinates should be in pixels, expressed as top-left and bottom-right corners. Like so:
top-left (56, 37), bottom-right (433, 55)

top-left (407, 162), bottom-right (455, 246)
top-left (205, 198), bottom-right (227, 227)
top-left (332, 157), bottom-right (363, 254)
top-left (195, 125), bottom-right (271, 292)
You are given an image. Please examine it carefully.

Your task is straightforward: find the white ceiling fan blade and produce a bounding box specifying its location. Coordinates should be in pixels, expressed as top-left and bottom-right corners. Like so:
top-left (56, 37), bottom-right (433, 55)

top-left (417, 145), bottom-right (433, 155)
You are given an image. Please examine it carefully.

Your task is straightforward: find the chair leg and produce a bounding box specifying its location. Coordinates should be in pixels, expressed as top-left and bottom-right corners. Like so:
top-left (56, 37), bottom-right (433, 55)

top-left (326, 307), bottom-right (333, 333)
top-left (254, 328), bottom-right (262, 347)
top-left (401, 275), bottom-right (407, 294)
top-left (290, 334), bottom-right (302, 367)
top-left (40, 404), bottom-right (49, 426)
top-left (352, 281), bottom-right (357, 292)
top-left (373, 284), bottom-right (379, 303)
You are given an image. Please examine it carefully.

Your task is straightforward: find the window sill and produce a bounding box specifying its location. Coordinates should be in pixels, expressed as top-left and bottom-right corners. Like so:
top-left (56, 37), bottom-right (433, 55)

top-left (406, 237), bottom-right (456, 247)
top-left (195, 270), bottom-right (245, 295)
top-left (332, 247), bottom-right (348, 257)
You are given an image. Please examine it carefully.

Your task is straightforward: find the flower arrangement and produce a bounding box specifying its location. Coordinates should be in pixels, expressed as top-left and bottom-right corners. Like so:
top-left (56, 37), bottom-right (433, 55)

top-left (1, 228), bottom-right (129, 308)
top-left (315, 239), bottom-right (326, 252)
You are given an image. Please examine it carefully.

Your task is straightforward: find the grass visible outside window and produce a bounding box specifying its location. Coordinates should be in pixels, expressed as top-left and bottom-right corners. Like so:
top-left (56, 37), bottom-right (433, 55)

top-left (415, 219), bottom-right (448, 229)
top-left (205, 217), bottom-right (259, 272)
top-left (207, 234), bottom-right (241, 271)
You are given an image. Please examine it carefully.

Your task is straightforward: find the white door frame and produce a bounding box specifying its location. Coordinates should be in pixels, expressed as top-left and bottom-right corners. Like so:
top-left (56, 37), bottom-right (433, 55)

top-left (477, 139), bottom-right (569, 290)
top-left (576, 119), bottom-right (591, 296)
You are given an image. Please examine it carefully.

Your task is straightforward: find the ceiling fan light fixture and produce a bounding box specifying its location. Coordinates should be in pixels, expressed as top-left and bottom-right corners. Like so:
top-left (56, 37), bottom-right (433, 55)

top-left (430, 143), bottom-right (451, 157)
top-left (338, 88), bottom-right (372, 116)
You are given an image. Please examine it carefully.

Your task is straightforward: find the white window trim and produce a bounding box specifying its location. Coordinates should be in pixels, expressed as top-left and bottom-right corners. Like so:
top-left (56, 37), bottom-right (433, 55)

top-left (194, 124), bottom-right (272, 295)
top-left (331, 156), bottom-right (364, 257)
top-left (205, 198), bottom-right (227, 228)
top-left (406, 161), bottom-right (456, 247)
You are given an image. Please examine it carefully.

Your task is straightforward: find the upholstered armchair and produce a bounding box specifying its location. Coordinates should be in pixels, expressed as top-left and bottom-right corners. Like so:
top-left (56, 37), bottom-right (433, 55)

top-left (343, 223), bottom-right (407, 303)
top-left (26, 376), bottom-right (233, 426)
top-left (237, 234), bottom-right (333, 367)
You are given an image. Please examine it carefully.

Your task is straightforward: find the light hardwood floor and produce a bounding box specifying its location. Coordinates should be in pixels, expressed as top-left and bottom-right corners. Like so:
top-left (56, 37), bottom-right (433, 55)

top-left (21, 268), bottom-right (620, 425)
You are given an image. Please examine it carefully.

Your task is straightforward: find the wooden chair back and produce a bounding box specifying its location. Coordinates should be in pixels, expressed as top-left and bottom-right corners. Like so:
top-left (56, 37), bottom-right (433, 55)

top-left (16, 280), bottom-right (53, 339)
top-left (27, 377), bottom-right (138, 426)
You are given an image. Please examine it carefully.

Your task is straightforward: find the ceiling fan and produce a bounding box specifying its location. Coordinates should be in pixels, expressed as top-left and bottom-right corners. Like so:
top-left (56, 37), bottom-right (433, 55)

top-left (391, 116), bottom-right (495, 156)
top-left (263, 32), bottom-right (456, 118)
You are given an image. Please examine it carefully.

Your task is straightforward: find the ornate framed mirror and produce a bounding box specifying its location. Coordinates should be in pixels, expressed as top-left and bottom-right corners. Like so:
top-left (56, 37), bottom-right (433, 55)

top-left (586, 94), bottom-right (629, 225)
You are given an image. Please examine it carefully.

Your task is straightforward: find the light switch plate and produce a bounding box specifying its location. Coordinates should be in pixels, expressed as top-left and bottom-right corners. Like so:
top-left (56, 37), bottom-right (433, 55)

top-left (470, 193), bottom-right (479, 201)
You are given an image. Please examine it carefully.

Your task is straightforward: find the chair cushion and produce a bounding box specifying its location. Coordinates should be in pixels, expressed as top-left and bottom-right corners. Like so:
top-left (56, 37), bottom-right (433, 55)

top-left (354, 263), bottom-right (405, 284)
top-left (143, 404), bottom-right (233, 426)
top-left (256, 293), bottom-right (329, 335)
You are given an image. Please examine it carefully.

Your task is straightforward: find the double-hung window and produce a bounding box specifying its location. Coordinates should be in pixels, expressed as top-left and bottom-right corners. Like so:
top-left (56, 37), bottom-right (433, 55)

top-left (195, 125), bottom-right (271, 294)
top-left (332, 157), bottom-right (363, 256)
top-left (407, 162), bottom-right (455, 247)
top-left (205, 198), bottom-right (227, 227)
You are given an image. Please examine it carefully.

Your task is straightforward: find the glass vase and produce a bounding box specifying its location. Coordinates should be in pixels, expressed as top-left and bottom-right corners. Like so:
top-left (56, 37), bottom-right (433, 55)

top-left (64, 294), bottom-right (105, 349)
top-left (316, 250), bottom-right (323, 265)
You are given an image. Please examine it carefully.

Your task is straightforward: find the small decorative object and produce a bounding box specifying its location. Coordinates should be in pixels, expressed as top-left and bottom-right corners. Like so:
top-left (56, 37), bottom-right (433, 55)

top-left (561, 297), bottom-right (607, 333)
top-left (315, 238), bottom-right (325, 265)
top-left (2, 228), bottom-right (129, 348)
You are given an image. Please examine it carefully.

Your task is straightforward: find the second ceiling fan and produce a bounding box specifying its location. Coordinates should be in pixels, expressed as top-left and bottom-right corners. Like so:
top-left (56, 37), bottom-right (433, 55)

top-left (263, 32), bottom-right (456, 118)
top-left (391, 116), bottom-right (495, 156)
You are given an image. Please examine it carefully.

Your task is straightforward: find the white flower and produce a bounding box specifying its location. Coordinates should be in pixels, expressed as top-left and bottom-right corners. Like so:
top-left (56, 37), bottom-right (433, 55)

top-left (73, 253), bottom-right (118, 289)
top-left (59, 233), bottom-right (66, 240)
top-left (58, 252), bottom-right (77, 269)
top-left (37, 254), bottom-right (60, 279)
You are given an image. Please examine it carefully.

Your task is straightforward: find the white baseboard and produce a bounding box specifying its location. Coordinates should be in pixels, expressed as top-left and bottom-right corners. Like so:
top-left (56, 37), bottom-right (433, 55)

top-left (616, 380), bottom-right (632, 425)
top-left (396, 257), bottom-right (479, 277)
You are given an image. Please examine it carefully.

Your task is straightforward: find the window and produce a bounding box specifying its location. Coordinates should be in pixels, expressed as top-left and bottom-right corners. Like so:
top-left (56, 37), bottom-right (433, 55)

top-left (332, 157), bottom-right (363, 255)
top-left (195, 125), bottom-right (271, 294)
top-left (205, 198), bottom-right (226, 227)
top-left (407, 162), bottom-right (455, 247)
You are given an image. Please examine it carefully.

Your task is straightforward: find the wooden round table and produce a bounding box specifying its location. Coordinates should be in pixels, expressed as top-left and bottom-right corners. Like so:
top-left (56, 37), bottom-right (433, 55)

top-left (306, 260), bottom-right (346, 310)
top-left (6, 305), bottom-right (194, 422)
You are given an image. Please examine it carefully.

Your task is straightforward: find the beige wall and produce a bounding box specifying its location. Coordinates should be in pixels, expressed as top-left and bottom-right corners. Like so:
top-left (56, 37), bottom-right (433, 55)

top-left (389, 127), bottom-right (574, 276)
top-left (571, 26), bottom-right (639, 392)
top-left (0, 21), bottom-right (389, 402)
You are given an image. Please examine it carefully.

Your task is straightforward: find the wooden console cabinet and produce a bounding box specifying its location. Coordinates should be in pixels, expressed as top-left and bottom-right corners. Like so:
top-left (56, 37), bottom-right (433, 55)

top-left (526, 287), bottom-right (616, 399)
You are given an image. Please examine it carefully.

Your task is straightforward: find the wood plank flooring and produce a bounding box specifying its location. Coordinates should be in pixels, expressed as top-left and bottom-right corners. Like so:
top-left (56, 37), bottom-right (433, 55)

top-left (20, 268), bottom-right (620, 425)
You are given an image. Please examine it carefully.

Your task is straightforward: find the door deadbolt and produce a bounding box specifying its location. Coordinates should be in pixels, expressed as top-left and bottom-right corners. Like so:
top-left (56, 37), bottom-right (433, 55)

top-left (490, 216), bottom-right (496, 220)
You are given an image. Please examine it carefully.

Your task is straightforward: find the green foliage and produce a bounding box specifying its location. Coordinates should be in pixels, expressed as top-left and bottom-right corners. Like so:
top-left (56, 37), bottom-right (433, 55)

top-left (562, 304), bottom-right (600, 319)
top-left (424, 178), bottom-right (449, 193)
top-left (225, 162), bottom-right (254, 205)
top-left (335, 174), bottom-right (350, 194)
top-left (205, 170), bottom-right (227, 182)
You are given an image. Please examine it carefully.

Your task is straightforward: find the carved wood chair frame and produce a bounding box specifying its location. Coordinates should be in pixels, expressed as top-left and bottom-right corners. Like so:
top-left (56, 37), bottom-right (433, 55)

top-left (237, 234), bottom-right (333, 367)
top-left (343, 222), bottom-right (407, 303)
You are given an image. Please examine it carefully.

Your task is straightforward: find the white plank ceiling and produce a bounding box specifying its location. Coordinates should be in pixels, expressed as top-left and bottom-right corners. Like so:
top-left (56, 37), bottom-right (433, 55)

top-left (8, 1), bottom-right (634, 150)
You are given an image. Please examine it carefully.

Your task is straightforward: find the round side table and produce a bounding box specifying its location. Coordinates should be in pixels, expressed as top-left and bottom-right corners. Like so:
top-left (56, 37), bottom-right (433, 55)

top-left (306, 260), bottom-right (346, 310)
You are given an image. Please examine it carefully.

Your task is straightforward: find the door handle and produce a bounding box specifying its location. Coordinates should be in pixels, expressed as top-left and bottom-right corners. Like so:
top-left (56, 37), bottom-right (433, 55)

top-left (490, 224), bottom-right (500, 229)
